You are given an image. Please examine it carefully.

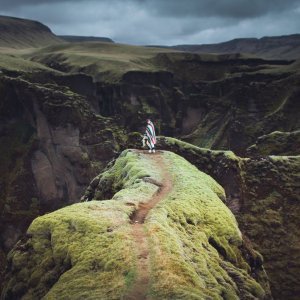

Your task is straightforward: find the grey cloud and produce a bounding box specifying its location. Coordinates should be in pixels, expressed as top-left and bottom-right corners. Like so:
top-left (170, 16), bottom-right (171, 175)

top-left (143, 0), bottom-right (300, 19)
top-left (0, 0), bottom-right (76, 10)
top-left (2, 0), bottom-right (300, 18)
top-left (0, 0), bottom-right (299, 45)
top-left (1, 0), bottom-right (114, 10)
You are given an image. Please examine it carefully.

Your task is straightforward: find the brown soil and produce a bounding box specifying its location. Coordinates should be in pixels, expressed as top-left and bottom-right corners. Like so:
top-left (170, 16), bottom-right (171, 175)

top-left (124, 150), bottom-right (172, 300)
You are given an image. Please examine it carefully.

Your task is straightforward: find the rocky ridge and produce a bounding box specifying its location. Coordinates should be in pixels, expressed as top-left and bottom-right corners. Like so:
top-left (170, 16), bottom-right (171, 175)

top-left (1, 150), bottom-right (271, 299)
top-left (151, 137), bottom-right (300, 300)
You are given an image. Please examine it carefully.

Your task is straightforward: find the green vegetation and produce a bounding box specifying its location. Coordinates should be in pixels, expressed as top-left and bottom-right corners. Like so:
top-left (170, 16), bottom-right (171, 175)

top-left (2, 150), bottom-right (269, 299)
top-left (3, 201), bottom-right (135, 300)
top-left (26, 42), bottom-right (177, 82)
top-left (157, 136), bottom-right (300, 299)
top-left (163, 136), bottom-right (239, 161)
top-left (1, 16), bottom-right (299, 300)
top-left (23, 42), bottom-right (279, 83)
top-left (146, 151), bottom-right (266, 299)
top-left (0, 53), bottom-right (58, 73)
top-left (107, 150), bottom-right (162, 202)
top-left (0, 16), bottom-right (62, 49)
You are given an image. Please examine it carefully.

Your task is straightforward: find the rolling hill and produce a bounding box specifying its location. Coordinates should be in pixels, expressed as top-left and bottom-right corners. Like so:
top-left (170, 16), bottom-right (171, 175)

top-left (59, 35), bottom-right (114, 43)
top-left (0, 15), bottom-right (63, 48)
top-left (170, 34), bottom-right (300, 60)
top-left (26, 42), bottom-right (177, 82)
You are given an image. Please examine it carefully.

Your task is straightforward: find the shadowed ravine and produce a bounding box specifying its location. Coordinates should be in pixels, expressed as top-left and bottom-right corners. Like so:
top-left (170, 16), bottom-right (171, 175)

top-left (125, 151), bottom-right (173, 300)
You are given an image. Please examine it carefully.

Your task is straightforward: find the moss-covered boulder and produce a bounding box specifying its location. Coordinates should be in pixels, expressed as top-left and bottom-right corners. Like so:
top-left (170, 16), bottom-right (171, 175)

top-left (1, 150), bottom-right (271, 299)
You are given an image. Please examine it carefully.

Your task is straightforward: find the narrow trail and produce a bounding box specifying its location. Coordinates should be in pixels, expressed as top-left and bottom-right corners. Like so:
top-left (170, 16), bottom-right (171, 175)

top-left (124, 151), bottom-right (172, 300)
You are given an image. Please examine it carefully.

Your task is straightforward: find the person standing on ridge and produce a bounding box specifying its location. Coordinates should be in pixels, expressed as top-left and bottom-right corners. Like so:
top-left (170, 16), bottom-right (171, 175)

top-left (142, 119), bottom-right (156, 153)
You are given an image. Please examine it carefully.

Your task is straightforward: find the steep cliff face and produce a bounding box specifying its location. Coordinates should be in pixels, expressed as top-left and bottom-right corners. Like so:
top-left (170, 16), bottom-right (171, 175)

top-left (68, 54), bottom-right (300, 156)
top-left (0, 72), bottom-right (125, 260)
top-left (1, 150), bottom-right (271, 299)
top-left (157, 137), bottom-right (300, 300)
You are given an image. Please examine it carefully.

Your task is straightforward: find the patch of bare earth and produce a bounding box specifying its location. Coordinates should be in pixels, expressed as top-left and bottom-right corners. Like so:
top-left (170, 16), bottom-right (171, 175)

top-left (124, 151), bottom-right (172, 300)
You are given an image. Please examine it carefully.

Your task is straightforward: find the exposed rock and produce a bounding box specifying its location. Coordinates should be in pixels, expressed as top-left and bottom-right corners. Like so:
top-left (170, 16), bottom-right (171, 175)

top-left (1, 150), bottom-right (271, 299)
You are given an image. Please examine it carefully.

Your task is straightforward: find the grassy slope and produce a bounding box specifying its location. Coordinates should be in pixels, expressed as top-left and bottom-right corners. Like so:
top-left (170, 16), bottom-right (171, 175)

top-left (2, 150), bottom-right (269, 299)
top-left (24, 42), bottom-right (296, 83)
top-left (26, 42), bottom-right (177, 82)
top-left (0, 52), bottom-right (59, 73)
top-left (171, 35), bottom-right (300, 60)
top-left (1, 40), bottom-right (298, 84)
top-left (0, 16), bottom-right (62, 49)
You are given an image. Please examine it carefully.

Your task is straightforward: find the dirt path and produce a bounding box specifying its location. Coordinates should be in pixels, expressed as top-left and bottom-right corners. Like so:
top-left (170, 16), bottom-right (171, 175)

top-left (124, 151), bottom-right (172, 300)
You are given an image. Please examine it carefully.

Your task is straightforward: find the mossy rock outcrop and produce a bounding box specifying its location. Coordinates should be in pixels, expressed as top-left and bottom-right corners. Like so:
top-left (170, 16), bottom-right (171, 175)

top-left (246, 130), bottom-right (300, 156)
top-left (1, 150), bottom-right (271, 299)
top-left (157, 137), bottom-right (300, 300)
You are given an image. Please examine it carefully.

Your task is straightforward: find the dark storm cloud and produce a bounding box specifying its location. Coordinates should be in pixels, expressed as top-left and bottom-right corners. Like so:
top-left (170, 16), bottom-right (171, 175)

top-left (0, 0), bottom-right (73, 9)
top-left (143, 0), bottom-right (300, 19)
top-left (2, 0), bottom-right (299, 17)
top-left (0, 0), bottom-right (300, 45)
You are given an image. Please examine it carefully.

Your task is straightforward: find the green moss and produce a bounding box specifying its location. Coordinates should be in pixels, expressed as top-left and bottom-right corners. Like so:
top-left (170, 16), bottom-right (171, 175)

top-left (2, 150), bottom-right (269, 299)
top-left (93, 150), bottom-right (162, 204)
top-left (144, 151), bottom-right (266, 299)
top-left (163, 137), bottom-right (239, 162)
top-left (4, 201), bottom-right (136, 300)
top-left (25, 42), bottom-right (176, 83)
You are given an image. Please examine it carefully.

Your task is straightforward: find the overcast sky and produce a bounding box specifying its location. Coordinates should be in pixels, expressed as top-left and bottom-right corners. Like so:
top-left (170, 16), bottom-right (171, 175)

top-left (1, 0), bottom-right (300, 45)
